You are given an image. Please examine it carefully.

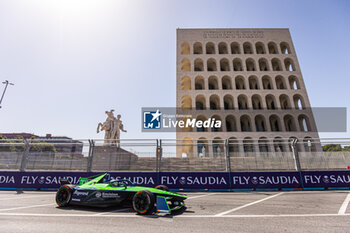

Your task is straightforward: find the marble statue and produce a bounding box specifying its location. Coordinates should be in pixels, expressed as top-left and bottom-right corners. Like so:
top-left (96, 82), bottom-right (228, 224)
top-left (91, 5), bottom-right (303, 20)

top-left (97, 110), bottom-right (127, 146)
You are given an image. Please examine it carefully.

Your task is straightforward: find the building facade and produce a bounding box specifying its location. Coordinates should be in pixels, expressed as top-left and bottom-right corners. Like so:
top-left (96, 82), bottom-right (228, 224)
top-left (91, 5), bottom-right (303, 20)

top-left (176, 28), bottom-right (320, 157)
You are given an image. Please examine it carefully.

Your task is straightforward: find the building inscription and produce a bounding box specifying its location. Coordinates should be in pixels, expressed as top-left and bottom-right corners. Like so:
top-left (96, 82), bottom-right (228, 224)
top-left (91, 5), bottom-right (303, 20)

top-left (203, 30), bottom-right (264, 39)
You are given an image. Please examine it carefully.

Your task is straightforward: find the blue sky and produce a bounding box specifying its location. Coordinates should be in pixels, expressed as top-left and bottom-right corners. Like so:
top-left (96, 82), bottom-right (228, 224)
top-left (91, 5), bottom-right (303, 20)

top-left (0, 0), bottom-right (349, 140)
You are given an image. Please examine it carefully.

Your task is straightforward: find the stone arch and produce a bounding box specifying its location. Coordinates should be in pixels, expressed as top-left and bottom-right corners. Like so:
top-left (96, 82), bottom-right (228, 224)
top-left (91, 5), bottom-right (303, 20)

top-left (195, 76), bottom-right (205, 90)
top-left (240, 115), bottom-right (252, 132)
top-left (252, 94), bottom-right (262, 110)
top-left (271, 58), bottom-right (282, 71)
top-left (289, 75), bottom-right (300, 89)
top-left (180, 76), bottom-right (191, 90)
top-left (284, 114), bottom-right (297, 131)
top-left (181, 58), bottom-right (190, 72)
top-left (235, 76), bottom-right (245, 89)
top-left (262, 75), bottom-right (273, 89)
top-left (273, 137), bottom-right (285, 152)
top-left (268, 42), bottom-right (278, 54)
top-left (218, 42), bottom-right (228, 54)
top-left (222, 76), bottom-right (232, 89)
top-left (181, 42), bottom-right (190, 54)
top-left (303, 137), bottom-right (316, 152)
top-left (181, 95), bottom-right (192, 109)
top-left (196, 115), bottom-right (208, 132)
top-left (258, 137), bottom-right (269, 152)
top-left (293, 94), bottom-right (305, 109)
top-left (195, 95), bottom-right (206, 110)
top-left (194, 58), bottom-right (204, 71)
top-left (193, 42), bottom-right (203, 54)
top-left (255, 115), bottom-right (266, 132)
top-left (266, 94), bottom-right (277, 110)
top-left (213, 137), bottom-right (224, 155)
top-left (198, 137), bottom-right (208, 156)
top-left (206, 42), bottom-right (215, 54)
top-left (226, 115), bottom-right (237, 132)
top-left (211, 115), bottom-right (222, 132)
top-left (255, 42), bottom-right (266, 54)
top-left (246, 58), bottom-right (256, 71)
top-left (258, 58), bottom-right (269, 71)
top-left (182, 137), bottom-right (193, 157)
top-left (181, 116), bottom-right (193, 132)
top-left (208, 76), bottom-right (219, 89)
top-left (238, 94), bottom-right (248, 109)
top-left (243, 137), bottom-right (254, 152)
top-left (223, 94), bottom-right (234, 110)
top-left (275, 75), bottom-right (286, 89)
top-left (279, 94), bottom-right (291, 109)
top-left (232, 58), bottom-right (243, 71)
top-left (284, 58), bottom-right (296, 71)
top-left (249, 75), bottom-right (259, 89)
top-left (298, 114), bottom-right (311, 132)
top-left (280, 42), bottom-right (291, 54)
top-left (220, 58), bottom-right (230, 71)
top-left (269, 115), bottom-right (282, 131)
top-left (243, 42), bottom-right (253, 54)
top-left (207, 58), bottom-right (217, 71)
top-left (209, 95), bottom-right (220, 110)
top-left (228, 137), bottom-right (239, 154)
top-left (230, 42), bottom-right (241, 54)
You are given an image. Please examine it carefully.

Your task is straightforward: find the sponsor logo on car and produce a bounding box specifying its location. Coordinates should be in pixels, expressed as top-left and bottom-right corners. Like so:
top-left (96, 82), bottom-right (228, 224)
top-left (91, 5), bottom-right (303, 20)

top-left (71, 198), bottom-right (81, 202)
top-left (73, 190), bottom-right (89, 196)
top-left (95, 192), bottom-right (120, 198)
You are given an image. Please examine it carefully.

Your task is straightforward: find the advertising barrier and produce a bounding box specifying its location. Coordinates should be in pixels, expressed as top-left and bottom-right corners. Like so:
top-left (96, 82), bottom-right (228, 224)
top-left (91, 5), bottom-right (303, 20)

top-left (0, 170), bottom-right (350, 190)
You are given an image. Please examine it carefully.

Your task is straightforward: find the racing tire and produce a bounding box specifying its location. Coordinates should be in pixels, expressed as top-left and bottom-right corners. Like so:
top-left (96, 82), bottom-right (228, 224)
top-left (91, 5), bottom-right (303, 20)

top-left (155, 185), bottom-right (169, 191)
top-left (132, 190), bottom-right (155, 215)
top-left (56, 185), bottom-right (75, 207)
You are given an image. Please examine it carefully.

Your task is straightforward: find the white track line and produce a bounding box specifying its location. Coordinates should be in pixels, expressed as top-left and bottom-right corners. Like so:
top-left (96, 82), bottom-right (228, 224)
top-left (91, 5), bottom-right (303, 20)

top-left (187, 193), bottom-right (216, 200)
top-left (0, 195), bottom-right (53, 201)
top-left (94, 208), bottom-right (131, 216)
top-left (0, 203), bottom-right (55, 212)
top-left (338, 192), bottom-right (350, 215)
top-left (215, 192), bottom-right (283, 216)
top-left (0, 213), bottom-right (349, 218)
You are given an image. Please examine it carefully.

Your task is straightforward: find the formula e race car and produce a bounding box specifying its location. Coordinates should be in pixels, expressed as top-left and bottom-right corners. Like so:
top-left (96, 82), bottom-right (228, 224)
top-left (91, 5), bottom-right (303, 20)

top-left (55, 173), bottom-right (187, 215)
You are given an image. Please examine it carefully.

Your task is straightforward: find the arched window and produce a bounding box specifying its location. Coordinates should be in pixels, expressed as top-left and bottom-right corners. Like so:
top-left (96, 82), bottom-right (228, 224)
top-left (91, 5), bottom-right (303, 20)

top-left (298, 115), bottom-right (311, 132)
top-left (271, 58), bottom-right (282, 71)
top-left (182, 117), bottom-right (193, 132)
top-left (258, 137), bottom-right (269, 152)
top-left (255, 42), bottom-right (266, 54)
top-left (181, 42), bottom-right (190, 54)
top-left (289, 75), bottom-right (300, 90)
top-left (206, 42), bottom-right (215, 54)
top-left (208, 76), bottom-right (219, 90)
top-left (182, 138), bottom-right (193, 157)
top-left (196, 116), bottom-right (207, 132)
top-left (262, 76), bottom-right (273, 89)
top-left (213, 137), bottom-right (224, 155)
top-left (273, 137), bottom-right (285, 152)
top-left (268, 42), bottom-right (278, 54)
top-left (240, 116), bottom-right (252, 132)
top-left (258, 58), bottom-right (269, 71)
top-left (181, 95), bottom-right (192, 109)
top-left (198, 137), bottom-right (208, 155)
top-left (230, 42), bottom-right (240, 54)
top-left (195, 76), bottom-right (205, 90)
top-left (275, 76), bottom-right (286, 89)
top-left (303, 137), bottom-right (316, 152)
top-left (293, 94), bottom-right (305, 110)
top-left (232, 58), bottom-right (243, 71)
top-left (266, 95), bottom-right (276, 109)
top-left (243, 137), bottom-right (254, 152)
top-left (279, 94), bottom-right (291, 109)
top-left (224, 94), bottom-right (234, 109)
top-left (228, 137), bottom-right (239, 154)
top-left (218, 42), bottom-right (228, 54)
top-left (270, 115), bottom-right (281, 131)
top-left (238, 95), bottom-right (248, 109)
top-left (246, 58), bottom-right (256, 71)
top-left (195, 95), bottom-right (206, 110)
top-left (235, 76), bottom-right (245, 89)
top-left (252, 94), bottom-right (262, 110)
top-left (194, 58), bottom-right (204, 71)
top-left (181, 58), bottom-right (190, 72)
top-left (180, 76), bottom-right (191, 90)
top-left (220, 58), bottom-right (230, 71)
top-left (209, 95), bottom-right (220, 110)
top-left (193, 42), bottom-right (203, 54)
top-left (226, 115), bottom-right (237, 132)
top-left (211, 116), bottom-right (222, 132)
top-left (243, 42), bottom-right (253, 54)
top-left (207, 58), bottom-right (217, 71)
top-left (255, 115), bottom-right (266, 132)
top-left (284, 58), bottom-right (296, 71)
top-left (280, 42), bottom-right (291, 54)
top-left (222, 76), bottom-right (232, 89)
top-left (249, 76), bottom-right (259, 89)
top-left (284, 115), bottom-right (297, 131)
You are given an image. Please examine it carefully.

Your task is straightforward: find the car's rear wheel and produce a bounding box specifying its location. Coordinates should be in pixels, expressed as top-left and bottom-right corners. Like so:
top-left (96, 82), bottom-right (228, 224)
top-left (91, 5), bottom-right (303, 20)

top-left (155, 185), bottom-right (169, 191)
top-left (56, 185), bottom-right (74, 207)
top-left (132, 190), bottom-right (155, 215)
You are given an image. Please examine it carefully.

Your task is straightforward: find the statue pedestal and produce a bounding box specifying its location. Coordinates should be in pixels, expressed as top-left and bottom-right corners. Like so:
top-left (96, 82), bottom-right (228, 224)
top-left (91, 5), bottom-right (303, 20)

top-left (91, 146), bottom-right (138, 171)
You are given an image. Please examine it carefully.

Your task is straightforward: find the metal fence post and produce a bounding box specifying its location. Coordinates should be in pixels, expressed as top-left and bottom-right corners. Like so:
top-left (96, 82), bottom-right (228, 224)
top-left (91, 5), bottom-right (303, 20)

top-left (290, 138), bottom-right (304, 189)
top-left (156, 139), bottom-right (162, 172)
top-left (225, 139), bottom-right (231, 172)
top-left (87, 140), bottom-right (95, 172)
top-left (20, 139), bottom-right (30, 172)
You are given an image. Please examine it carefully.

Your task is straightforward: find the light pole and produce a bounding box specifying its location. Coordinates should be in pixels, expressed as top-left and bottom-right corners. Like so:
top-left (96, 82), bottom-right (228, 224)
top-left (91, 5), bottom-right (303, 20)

top-left (0, 80), bottom-right (14, 108)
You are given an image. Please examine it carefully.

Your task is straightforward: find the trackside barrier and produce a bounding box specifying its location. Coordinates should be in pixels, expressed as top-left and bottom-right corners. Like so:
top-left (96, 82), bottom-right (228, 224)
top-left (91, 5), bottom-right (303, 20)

top-left (0, 171), bottom-right (350, 190)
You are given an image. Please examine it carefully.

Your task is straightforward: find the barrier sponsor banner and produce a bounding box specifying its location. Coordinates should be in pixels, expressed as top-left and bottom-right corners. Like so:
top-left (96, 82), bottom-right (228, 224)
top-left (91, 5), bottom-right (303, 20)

top-left (0, 171), bottom-right (350, 189)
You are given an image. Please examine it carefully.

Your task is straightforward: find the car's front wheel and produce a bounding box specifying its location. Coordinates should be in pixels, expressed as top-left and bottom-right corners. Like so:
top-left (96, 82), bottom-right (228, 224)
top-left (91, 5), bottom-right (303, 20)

top-left (56, 185), bottom-right (74, 207)
top-left (132, 190), bottom-right (155, 215)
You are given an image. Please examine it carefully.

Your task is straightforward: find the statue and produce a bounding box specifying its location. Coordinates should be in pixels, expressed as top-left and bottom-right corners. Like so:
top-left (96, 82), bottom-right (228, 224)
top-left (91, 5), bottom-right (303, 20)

top-left (97, 110), bottom-right (127, 146)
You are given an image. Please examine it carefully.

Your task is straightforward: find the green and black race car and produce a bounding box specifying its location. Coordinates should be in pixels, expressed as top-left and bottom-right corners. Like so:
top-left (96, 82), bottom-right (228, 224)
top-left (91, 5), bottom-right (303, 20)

top-left (55, 173), bottom-right (187, 215)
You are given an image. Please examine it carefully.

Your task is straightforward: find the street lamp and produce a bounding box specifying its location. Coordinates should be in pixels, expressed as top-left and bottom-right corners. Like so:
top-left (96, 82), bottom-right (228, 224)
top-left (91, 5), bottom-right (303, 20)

top-left (0, 80), bottom-right (14, 108)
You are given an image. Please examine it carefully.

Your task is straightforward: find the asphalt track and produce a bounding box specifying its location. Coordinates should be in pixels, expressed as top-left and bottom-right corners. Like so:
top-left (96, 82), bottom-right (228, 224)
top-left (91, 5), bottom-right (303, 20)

top-left (0, 190), bottom-right (350, 233)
